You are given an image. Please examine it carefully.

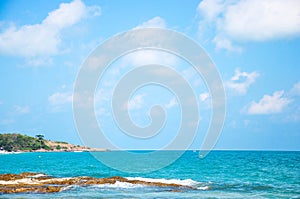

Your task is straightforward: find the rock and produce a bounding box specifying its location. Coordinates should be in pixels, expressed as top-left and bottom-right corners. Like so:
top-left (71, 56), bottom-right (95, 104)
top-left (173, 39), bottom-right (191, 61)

top-left (0, 174), bottom-right (21, 181)
top-left (0, 173), bottom-right (192, 194)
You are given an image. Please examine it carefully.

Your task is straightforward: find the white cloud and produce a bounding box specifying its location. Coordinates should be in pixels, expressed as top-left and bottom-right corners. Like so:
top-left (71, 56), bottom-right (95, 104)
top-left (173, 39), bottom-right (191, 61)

top-left (110, 12), bottom-right (175, 74)
top-left (290, 81), bottom-right (300, 96)
top-left (226, 68), bottom-right (259, 94)
top-left (48, 92), bottom-right (73, 106)
top-left (245, 90), bottom-right (292, 115)
top-left (0, 0), bottom-right (100, 62)
top-left (165, 98), bottom-right (178, 109)
top-left (223, 0), bottom-right (300, 41)
top-left (44, 0), bottom-right (87, 29)
top-left (121, 16), bottom-right (175, 74)
top-left (213, 35), bottom-right (242, 53)
top-left (14, 105), bottom-right (30, 115)
top-left (197, 0), bottom-right (300, 51)
top-left (126, 94), bottom-right (145, 110)
top-left (123, 50), bottom-right (178, 67)
top-left (110, 17), bottom-right (172, 77)
top-left (197, 0), bottom-right (224, 22)
top-left (135, 16), bottom-right (166, 29)
top-left (200, 92), bottom-right (210, 101)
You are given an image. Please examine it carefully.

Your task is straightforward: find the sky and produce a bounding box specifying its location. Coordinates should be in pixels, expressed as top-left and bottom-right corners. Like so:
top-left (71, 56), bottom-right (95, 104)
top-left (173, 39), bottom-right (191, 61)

top-left (0, 0), bottom-right (300, 150)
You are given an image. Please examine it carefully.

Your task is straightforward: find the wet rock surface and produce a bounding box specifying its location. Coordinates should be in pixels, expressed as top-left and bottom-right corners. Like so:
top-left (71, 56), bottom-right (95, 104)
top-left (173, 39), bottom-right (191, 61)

top-left (0, 172), bottom-right (192, 194)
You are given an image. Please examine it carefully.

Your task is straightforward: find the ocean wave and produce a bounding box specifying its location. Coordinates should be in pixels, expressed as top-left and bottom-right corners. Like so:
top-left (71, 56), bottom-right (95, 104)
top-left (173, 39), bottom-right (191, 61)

top-left (30, 173), bottom-right (47, 178)
top-left (126, 177), bottom-right (199, 186)
top-left (76, 177), bottom-right (209, 190)
top-left (87, 177), bottom-right (212, 191)
top-left (197, 185), bottom-right (210, 190)
top-left (92, 181), bottom-right (145, 189)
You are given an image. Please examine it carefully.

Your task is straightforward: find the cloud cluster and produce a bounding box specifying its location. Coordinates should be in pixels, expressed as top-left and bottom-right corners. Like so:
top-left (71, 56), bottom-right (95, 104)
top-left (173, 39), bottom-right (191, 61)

top-left (0, 0), bottom-right (100, 63)
top-left (48, 92), bottom-right (73, 106)
top-left (243, 81), bottom-right (300, 115)
top-left (106, 17), bottom-right (174, 77)
top-left (135, 16), bottom-right (166, 29)
top-left (122, 50), bottom-right (178, 67)
top-left (197, 0), bottom-right (300, 51)
top-left (127, 17), bottom-right (177, 68)
top-left (246, 90), bottom-right (292, 115)
top-left (226, 68), bottom-right (259, 95)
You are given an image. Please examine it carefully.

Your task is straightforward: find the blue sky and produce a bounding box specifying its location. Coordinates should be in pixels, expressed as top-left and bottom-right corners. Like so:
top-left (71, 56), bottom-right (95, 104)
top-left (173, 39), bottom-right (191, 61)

top-left (0, 0), bottom-right (300, 150)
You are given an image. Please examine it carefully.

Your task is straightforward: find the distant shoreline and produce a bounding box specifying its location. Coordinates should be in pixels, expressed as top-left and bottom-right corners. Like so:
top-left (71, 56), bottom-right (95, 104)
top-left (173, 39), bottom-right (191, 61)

top-left (0, 148), bottom-right (108, 154)
top-left (0, 133), bottom-right (107, 153)
top-left (0, 149), bottom-right (107, 154)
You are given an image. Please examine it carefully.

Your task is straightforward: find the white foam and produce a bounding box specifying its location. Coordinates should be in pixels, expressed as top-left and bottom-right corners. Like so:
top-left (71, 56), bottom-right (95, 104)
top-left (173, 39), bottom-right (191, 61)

top-left (125, 177), bottom-right (199, 186)
top-left (0, 178), bottom-right (35, 185)
top-left (94, 181), bottom-right (144, 189)
top-left (30, 174), bottom-right (46, 178)
top-left (60, 185), bottom-right (76, 191)
top-left (197, 185), bottom-right (210, 190)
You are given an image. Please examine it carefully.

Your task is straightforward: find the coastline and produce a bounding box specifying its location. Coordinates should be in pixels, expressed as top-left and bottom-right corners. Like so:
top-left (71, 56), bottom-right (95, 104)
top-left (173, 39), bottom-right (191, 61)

top-left (0, 148), bottom-right (108, 154)
top-left (0, 133), bottom-right (108, 153)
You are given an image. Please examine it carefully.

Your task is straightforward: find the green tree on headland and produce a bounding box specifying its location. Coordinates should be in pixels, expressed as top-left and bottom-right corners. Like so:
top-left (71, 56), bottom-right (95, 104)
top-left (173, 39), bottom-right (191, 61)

top-left (56, 145), bottom-right (61, 150)
top-left (0, 133), bottom-right (50, 152)
top-left (36, 134), bottom-right (44, 141)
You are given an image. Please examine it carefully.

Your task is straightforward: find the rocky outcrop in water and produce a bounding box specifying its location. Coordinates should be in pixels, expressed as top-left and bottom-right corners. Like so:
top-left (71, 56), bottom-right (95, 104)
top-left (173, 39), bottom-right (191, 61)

top-left (0, 172), bottom-right (192, 194)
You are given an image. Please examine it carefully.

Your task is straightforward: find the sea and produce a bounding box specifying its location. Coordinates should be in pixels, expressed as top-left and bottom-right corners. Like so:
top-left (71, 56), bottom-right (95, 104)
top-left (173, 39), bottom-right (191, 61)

top-left (0, 150), bottom-right (299, 198)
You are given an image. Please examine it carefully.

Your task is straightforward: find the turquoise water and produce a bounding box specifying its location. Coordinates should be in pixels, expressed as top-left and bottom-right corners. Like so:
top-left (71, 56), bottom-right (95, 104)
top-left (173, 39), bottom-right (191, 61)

top-left (0, 151), bottom-right (299, 198)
